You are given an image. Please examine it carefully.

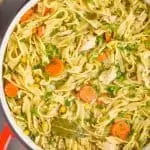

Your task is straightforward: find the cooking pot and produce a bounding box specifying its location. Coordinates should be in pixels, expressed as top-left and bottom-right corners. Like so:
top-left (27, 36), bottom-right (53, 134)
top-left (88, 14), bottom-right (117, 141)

top-left (0, 0), bottom-right (149, 150)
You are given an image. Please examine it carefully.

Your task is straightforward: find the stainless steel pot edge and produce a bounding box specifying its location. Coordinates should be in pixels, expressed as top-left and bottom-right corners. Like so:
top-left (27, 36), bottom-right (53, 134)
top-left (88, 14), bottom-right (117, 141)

top-left (0, 0), bottom-right (41, 149)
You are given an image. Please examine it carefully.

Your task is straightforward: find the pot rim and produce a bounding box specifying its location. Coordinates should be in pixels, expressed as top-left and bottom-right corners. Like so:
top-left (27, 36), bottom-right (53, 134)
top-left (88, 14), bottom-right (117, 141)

top-left (0, 0), bottom-right (41, 149)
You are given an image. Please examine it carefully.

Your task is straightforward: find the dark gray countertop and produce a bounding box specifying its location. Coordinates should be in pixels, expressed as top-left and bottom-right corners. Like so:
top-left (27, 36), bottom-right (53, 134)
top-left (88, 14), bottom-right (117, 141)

top-left (0, 0), bottom-right (27, 38)
top-left (0, 0), bottom-right (28, 149)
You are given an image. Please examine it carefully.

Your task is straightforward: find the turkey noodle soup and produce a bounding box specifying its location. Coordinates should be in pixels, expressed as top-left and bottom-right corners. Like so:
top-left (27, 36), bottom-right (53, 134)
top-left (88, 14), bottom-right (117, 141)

top-left (3, 0), bottom-right (150, 149)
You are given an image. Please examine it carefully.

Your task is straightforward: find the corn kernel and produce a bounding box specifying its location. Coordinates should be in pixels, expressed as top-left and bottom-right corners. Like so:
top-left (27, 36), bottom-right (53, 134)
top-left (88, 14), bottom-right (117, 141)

top-left (59, 105), bottom-right (67, 114)
top-left (21, 56), bottom-right (27, 64)
top-left (84, 103), bottom-right (90, 109)
top-left (24, 129), bottom-right (30, 135)
top-left (35, 76), bottom-right (41, 83)
top-left (34, 84), bottom-right (40, 88)
top-left (42, 122), bottom-right (48, 132)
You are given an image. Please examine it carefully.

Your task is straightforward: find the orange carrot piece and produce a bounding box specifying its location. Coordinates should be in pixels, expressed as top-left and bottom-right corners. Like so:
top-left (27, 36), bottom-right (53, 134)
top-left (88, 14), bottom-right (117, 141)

top-left (5, 82), bottom-right (19, 97)
top-left (20, 8), bottom-right (34, 23)
top-left (111, 120), bottom-right (130, 140)
top-left (97, 51), bottom-right (109, 62)
top-left (44, 7), bottom-right (53, 16)
top-left (104, 32), bottom-right (112, 43)
top-left (37, 26), bottom-right (45, 37)
top-left (45, 58), bottom-right (64, 77)
top-left (79, 86), bottom-right (97, 103)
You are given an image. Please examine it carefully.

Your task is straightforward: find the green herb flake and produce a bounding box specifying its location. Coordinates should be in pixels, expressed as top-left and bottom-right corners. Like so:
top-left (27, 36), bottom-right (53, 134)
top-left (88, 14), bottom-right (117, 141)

top-left (96, 35), bottom-right (104, 45)
top-left (117, 70), bottom-right (125, 81)
top-left (118, 111), bottom-right (126, 117)
top-left (64, 99), bottom-right (71, 107)
top-left (43, 91), bottom-right (52, 101)
top-left (84, 112), bottom-right (96, 124)
top-left (89, 52), bottom-right (99, 61)
top-left (117, 43), bottom-right (138, 52)
top-left (33, 63), bottom-right (43, 70)
top-left (130, 129), bottom-right (135, 136)
top-left (45, 44), bottom-right (59, 59)
top-left (31, 106), bottom-right (38, 116)
top-left (107, 85), bottom-right (119, 96)
top-left (20, 93), bottom-right (25, 99)
top-left (106, 23), bottom-right (118, 32)
top-left (93, 84), bottom-right (101, 95)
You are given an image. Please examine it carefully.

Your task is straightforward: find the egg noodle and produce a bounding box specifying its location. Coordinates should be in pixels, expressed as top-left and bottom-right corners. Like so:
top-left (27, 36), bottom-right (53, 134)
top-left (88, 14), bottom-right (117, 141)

top-left (3, 0), bottom-right (150, 149)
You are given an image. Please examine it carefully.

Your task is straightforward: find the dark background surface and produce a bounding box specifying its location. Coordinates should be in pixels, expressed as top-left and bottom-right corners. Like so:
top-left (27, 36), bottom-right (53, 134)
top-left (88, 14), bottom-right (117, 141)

top-left (0, 0), bottom-right (27, 39)
top-left (0, 0), bottom-right (28, 149)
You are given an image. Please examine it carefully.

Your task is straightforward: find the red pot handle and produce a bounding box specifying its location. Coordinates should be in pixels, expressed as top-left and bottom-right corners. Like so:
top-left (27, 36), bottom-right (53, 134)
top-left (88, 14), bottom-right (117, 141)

top-left (0, 124), bottom-right (14, 150)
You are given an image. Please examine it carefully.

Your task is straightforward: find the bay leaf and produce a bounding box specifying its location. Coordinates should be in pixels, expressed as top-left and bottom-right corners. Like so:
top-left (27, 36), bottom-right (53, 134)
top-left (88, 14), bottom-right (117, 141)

top-left (51, 118), bottom-right (86, 138)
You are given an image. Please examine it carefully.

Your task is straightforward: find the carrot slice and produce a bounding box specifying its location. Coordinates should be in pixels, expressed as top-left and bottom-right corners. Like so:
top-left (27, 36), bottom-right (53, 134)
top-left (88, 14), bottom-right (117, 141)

top-left (45, 58), bottom-right (64, 77)
top-left (104, 32), bottom-right (112, 43)
top-left (44, 8), bottom-right (53, 16)
top-left (97, 51), bottom-right (109, 62)
top-left (20, 8), bottom-right (34, 23)
top-left (111, 120), bottom-right (130, 140)
top-left (37, 26), bottom-right (45, 37)
top-left (79, 86), bottom-right (97, 103)
top-left (5, 82), bottom-right (19, 97)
